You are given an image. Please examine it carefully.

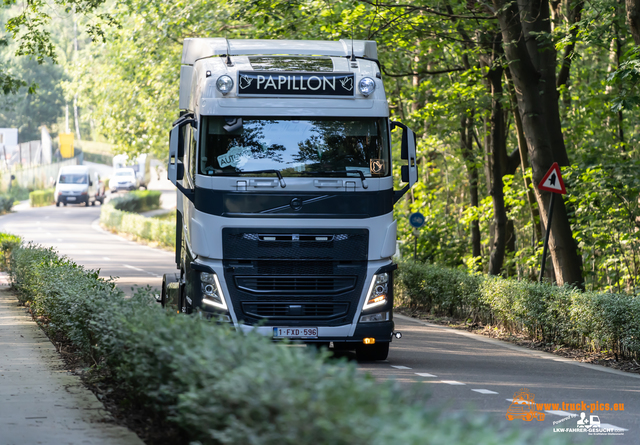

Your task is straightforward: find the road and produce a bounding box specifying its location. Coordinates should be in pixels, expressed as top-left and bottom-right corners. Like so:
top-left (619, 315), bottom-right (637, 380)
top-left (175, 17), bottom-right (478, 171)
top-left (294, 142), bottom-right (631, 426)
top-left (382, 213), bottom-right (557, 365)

top-left (0, 184), bottom-right (637, 444)
top-left (0, 166), bottom-right (177, 293)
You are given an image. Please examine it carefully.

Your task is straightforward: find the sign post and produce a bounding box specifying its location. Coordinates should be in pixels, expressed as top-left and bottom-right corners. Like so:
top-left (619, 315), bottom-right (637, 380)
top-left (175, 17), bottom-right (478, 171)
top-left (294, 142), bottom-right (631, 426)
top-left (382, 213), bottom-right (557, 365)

top-left (59, 133), bottom-right (74, 159)
top-left (537, 162), bottom-right (567, 282)
top-left (409, 212), bottom-right (425, 261)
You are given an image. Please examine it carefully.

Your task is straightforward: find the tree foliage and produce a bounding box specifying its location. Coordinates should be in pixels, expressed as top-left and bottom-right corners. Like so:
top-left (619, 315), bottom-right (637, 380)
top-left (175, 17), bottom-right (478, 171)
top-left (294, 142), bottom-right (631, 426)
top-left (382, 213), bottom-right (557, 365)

top-left (4, 0), bottom-right (640, 291)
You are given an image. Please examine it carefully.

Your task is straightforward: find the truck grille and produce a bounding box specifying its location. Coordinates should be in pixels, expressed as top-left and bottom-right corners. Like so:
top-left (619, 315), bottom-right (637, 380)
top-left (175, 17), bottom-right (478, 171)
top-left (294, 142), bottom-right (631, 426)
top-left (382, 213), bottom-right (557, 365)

top-left (223, 228), bottom-right (368, 326)
top-left (242, 303), bottom-right (349, 319)
top-left (235, 276), bottom-right (356, 294)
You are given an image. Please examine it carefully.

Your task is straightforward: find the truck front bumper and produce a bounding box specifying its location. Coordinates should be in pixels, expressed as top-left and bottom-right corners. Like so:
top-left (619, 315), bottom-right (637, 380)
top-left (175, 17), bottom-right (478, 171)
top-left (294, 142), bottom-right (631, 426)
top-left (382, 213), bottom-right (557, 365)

top-left (238, 320), bottom-right (395, 345)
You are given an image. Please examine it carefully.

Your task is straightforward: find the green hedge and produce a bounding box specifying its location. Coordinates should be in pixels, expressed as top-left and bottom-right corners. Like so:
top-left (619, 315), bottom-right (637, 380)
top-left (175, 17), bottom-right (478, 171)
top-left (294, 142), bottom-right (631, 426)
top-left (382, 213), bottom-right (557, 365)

top-left (100, 202), bottom-right (174, 248)
top-left (0, 194), bottom-right (14, 213)
top-left (83, 151), bottom-right (113, 166)
top-left (6, 238), bottom-right (569, 445)
top-left (395, 261), bottom-right (640, 357)
top-left (29, 189), bottom-right (55, 207)
top-left (111, 190), bottom-right (161, 213)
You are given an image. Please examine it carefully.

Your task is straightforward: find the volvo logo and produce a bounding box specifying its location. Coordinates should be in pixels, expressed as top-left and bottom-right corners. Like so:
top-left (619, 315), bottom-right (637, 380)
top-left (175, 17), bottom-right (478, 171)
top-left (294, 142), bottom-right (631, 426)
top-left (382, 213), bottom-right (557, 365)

top-left (290, 198), bottom-right (303, 211)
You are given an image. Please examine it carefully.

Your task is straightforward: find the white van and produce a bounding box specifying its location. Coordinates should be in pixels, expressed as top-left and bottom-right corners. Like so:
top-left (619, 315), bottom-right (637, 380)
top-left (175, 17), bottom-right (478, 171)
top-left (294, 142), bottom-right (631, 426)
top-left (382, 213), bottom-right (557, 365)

top-left (55, 165), bottom-right (105, 207)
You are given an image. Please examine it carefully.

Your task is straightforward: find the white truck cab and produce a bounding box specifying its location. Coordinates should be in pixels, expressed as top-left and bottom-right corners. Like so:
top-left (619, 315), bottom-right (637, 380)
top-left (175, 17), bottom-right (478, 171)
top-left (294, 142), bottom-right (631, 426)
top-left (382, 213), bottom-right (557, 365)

top-left (162, 39), bottom-right (417, 360)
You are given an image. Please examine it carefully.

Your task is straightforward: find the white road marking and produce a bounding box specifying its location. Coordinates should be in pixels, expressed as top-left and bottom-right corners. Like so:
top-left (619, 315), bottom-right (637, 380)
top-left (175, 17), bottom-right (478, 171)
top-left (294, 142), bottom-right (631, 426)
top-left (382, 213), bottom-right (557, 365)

top-left (103, 257), bottom-right (111, 261)
top-left (472, 389), bottom-right (498, 394)
top-left (123, 264), bottom-right (145, 272)
top-left (390, 365), bottom-right (412, 370)
top-left (415, 373), bottom-right (437, 377)
top-left (441, 380), bottom-right (465, 385)
top-left (395, 314), bottom-right (640, 380)
top-left (57, 238), bottom-right (63, 242)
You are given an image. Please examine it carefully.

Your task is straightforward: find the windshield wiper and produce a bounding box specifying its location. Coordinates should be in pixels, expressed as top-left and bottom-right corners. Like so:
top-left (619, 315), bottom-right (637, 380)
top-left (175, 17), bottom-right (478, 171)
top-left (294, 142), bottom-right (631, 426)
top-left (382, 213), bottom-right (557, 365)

top-left (217, 170), bottom-right (286, 188)
top-left (301, 170), bottom-right (368, 189)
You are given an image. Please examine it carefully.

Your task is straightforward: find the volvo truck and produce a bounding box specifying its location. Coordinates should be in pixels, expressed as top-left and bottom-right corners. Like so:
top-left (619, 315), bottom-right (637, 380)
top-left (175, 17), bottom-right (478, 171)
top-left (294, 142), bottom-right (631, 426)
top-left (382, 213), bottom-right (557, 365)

top-left (162, 38), bottom-right (417, 360)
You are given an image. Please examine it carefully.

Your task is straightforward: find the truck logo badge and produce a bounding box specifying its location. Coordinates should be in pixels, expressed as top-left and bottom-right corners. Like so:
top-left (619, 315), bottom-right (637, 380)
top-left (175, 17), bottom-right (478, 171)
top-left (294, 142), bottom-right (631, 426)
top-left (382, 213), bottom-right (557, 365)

top-left (290, 198), bottom-right (303, 211)
top-left (237, 71), bottom-right (355, 96)
top-left (340, 77), bottom-right (353, 91)
top-left (239, 74), bottom-right (253, 90)
top-left (370, 159), bottom-right (386, 175)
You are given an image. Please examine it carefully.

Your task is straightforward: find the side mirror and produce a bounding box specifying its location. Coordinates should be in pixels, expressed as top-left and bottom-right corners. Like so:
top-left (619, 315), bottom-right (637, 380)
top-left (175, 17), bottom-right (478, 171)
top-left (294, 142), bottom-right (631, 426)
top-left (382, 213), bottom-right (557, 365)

top-left (168, 124), bottom-right (194, 202)
top-left (391, 121), bottom-right (418, 204)
top-left (168, 125), bottom-right (185, 184)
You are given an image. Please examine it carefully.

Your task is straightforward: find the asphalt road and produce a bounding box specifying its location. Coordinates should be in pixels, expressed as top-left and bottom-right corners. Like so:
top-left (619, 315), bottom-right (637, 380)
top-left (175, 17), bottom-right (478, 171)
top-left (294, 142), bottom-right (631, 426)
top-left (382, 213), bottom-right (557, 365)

top-left (0, 190), bottom-right (637, 444)
top-left (361, 315), bottom-right (639, 443)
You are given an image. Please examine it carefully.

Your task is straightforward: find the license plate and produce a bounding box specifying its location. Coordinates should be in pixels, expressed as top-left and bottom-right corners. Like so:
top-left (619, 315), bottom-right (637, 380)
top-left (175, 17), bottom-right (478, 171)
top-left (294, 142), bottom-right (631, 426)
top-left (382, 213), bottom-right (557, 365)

top-left (273, 327), bottom-right (318, 339)
top-left (67, 197), bottom-right (76, 201)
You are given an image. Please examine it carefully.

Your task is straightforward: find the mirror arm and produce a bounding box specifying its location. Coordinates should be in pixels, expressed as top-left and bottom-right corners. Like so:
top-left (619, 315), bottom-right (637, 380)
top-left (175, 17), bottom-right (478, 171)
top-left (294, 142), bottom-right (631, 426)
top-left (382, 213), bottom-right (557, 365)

top-left (393, 184), bottom-right (410, 204)
top-left (175, 182), bottom-right (195, 202)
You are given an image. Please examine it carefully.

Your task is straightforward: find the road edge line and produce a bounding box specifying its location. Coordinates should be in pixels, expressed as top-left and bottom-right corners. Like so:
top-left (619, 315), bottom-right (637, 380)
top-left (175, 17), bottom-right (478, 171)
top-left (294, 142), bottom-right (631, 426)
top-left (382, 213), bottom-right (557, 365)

top-left (394, 314), bottom-right (640, 380)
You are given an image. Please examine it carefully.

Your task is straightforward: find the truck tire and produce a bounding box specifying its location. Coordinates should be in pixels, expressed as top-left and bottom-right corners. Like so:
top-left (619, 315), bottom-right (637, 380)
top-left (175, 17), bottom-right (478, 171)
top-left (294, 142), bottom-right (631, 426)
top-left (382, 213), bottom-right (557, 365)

top-left (356, 342), bottom-right (389, 361)
top-left (161, 273), bottom-right (180, 311)
top-left (56, 202), bottom-right (60, 207)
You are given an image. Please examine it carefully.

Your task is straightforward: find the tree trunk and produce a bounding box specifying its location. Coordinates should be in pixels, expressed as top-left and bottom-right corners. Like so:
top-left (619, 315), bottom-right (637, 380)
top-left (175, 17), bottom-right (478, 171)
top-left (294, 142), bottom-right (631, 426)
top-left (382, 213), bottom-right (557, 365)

top-left (517, 0), bottom-right (570, 167)
top-left (460, 115), bottom-right (482, 264)
top-left (494, 0), bottom-right (584, 288)
top-left (627, 0), bottom-right (640, 45)
top-left (487, 56), bottom-right (507, 275)
top-left (505, 70), bottom-right (542, 245)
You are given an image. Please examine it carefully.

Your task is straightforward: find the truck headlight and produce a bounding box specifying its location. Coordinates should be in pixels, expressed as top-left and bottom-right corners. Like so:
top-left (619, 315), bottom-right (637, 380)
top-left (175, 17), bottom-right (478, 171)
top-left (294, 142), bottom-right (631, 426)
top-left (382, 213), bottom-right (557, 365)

top-left (363, 272), bottom-right (388, 309)
top-left (200, 271), bottom-right (228, 310)
top-left (358, 77), bottom-right (376, 96)
top-left (360, 311), bottom-right (389, 323)
top-left (216, 75), bottom-right (234, 95)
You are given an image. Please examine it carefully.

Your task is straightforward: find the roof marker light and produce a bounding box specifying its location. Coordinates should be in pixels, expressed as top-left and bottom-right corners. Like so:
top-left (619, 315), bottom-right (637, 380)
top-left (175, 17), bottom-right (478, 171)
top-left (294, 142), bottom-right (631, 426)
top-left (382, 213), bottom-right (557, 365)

top-left (216, 75), bottom-right (234, 95)
top-left (359, 77), bottom-right (376, 96)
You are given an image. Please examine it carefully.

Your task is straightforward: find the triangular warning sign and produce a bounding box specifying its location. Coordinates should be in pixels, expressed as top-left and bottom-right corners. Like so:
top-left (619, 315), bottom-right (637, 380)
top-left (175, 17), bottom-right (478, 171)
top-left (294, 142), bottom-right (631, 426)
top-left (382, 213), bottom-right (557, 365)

top-left (538, 162), bottom-right (566, 194)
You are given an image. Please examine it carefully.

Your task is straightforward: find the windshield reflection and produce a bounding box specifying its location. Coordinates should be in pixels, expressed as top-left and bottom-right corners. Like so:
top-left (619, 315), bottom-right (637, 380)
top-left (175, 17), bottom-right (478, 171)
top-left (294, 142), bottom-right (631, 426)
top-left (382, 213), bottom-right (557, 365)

top-left (199, 117), bottom-right (389, 177)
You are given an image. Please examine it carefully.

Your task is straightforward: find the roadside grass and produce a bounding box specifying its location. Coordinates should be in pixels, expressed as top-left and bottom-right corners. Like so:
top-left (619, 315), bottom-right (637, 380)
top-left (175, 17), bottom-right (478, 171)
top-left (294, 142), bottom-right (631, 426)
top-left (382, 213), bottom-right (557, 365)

top-left (2, 236), bottom-right (574, 445)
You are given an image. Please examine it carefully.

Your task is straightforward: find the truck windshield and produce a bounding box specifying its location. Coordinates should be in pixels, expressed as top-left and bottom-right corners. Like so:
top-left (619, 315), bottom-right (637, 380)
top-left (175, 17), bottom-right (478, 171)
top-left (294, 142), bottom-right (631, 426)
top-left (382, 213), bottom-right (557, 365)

top-left (59, 174), bottom-right (87, 184)
top-left (198, 117), bottom-right (390, 177)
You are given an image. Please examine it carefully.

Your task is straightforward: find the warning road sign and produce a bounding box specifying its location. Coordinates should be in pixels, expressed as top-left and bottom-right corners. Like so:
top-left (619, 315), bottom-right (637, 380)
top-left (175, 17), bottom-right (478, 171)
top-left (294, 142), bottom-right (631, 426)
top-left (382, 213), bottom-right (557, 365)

top-left (538, 162), bottom-right (566, 194)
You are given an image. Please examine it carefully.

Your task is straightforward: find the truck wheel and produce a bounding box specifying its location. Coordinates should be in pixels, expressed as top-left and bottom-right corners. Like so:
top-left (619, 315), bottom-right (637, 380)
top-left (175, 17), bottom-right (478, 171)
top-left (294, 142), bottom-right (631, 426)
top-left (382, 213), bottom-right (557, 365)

top-left (161, 274), bottom-right (169, 307)
top-left (91, 200), bottom-right (96, 206)
top-left (162, 273), bottom-right (180, 311)
top-left (356, 342), bottom-right (389, 361)
top-left (55, 202), bottom-right (60, 207)
top-left (85, 200), bottom-right (90, 207)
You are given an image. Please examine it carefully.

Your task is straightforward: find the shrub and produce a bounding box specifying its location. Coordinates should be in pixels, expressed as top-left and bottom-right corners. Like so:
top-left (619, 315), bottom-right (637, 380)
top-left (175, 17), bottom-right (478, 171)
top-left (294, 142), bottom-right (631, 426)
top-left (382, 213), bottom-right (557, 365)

top-left (29, 189), bottom-right (55, 207)
top-left (8, 183), bottom-right (30, 201)
top-left (395, 262), bottom-right (483, 318)
top-left (395, 260), bottom-right (640, 357)
top-left (0, 194), bottom-right (14, 213)
top-left (83, 151), bottom-right (113, 166)
top-left (111, 190), bottom-right (161, 213)
top-left (100, 202), bottom-right (174, 248)
top-left (6, 238), bottom-right (569, 445)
